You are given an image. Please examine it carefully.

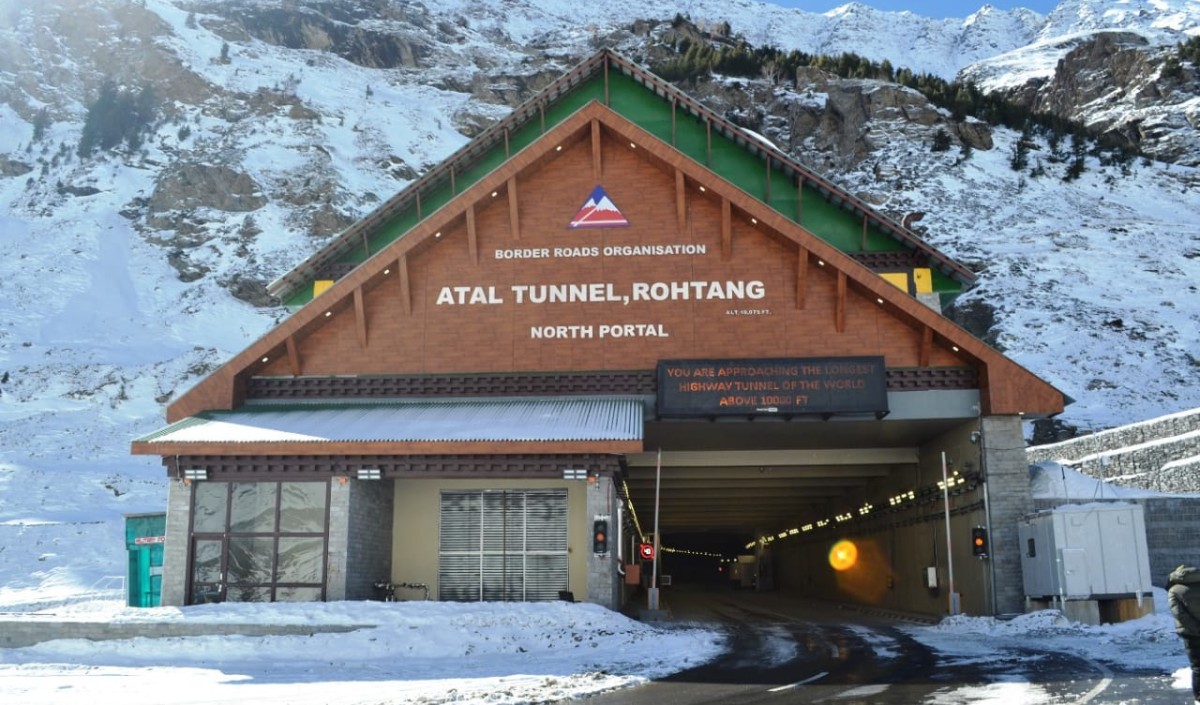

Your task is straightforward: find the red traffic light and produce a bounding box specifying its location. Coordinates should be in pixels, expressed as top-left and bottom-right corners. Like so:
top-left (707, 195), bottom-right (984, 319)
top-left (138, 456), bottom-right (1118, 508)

top-left (638, 542), bottom-right (655, 560)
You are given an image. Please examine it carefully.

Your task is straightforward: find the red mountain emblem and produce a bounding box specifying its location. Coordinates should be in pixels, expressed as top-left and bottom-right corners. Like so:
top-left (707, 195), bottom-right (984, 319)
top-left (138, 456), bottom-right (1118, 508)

top-left (568, 186), bottom-right (630, 229)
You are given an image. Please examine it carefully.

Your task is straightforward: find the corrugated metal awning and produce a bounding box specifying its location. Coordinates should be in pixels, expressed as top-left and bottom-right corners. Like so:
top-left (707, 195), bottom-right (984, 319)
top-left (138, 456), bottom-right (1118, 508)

top-left (134, 397), bottom-right (646, 445)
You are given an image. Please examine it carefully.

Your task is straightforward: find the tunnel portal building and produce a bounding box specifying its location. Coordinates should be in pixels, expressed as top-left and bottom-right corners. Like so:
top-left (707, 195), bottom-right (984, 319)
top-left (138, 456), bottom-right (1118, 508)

top-left (132, 50), bottom-right (1066, 617)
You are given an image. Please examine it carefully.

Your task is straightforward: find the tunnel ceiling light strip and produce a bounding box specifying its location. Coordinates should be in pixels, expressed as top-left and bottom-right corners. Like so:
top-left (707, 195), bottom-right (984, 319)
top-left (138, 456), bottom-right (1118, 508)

top-left (748, 470), bottom-right (982, 548)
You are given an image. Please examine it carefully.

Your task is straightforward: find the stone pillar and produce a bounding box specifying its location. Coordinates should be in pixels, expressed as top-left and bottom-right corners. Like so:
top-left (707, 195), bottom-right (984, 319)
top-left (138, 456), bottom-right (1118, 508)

top-left (326, 478), bottom-right (350, 601)
top-left (346, 479), bottom-right (394, 600)
top-left (328, 477), bottom-right (394, 601)
top-left (586, 475), bottom-right (618, 609)
top-left (982, 415), bottom-right (1033, 614)
top-left (159, 479), bottom-right (192, 607)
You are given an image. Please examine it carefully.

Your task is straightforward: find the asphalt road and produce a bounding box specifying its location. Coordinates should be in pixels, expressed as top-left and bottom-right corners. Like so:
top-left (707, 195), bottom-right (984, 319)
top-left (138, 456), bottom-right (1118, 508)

top-left (581, 585), bottom-right (1174, 705)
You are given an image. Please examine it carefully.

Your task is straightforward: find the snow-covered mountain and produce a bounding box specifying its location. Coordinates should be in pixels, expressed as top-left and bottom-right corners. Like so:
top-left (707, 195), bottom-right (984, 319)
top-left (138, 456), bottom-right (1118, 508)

top-left (0, 0), bottom-right (1198, 598)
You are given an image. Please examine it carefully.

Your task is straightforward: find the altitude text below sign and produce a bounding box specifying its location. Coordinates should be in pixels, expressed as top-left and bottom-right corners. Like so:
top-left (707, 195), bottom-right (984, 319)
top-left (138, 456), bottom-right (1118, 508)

top-left (657, 356), bottom-right (888, 417)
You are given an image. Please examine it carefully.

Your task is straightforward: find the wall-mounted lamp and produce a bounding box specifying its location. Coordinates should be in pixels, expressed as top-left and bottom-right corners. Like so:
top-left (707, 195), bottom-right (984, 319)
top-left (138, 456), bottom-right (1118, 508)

top-left (562, 468), bottom-right (588, 481)
top-left (357, 468), bottom-right (382, 480)
top-left (183, 468), bottom-right (208, 481)
top-left (969, 431), bottom-right (981, 445)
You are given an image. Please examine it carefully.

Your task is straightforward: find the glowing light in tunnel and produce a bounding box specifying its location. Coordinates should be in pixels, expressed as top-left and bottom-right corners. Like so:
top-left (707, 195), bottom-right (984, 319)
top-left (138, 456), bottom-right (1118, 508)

top-left (828, 540), bottom-right (859, 571)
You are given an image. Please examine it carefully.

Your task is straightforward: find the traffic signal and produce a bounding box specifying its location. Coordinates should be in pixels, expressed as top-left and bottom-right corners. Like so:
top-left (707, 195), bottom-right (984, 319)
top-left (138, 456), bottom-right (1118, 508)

top-left (593, 519), bottom-right (609, 554)
top-left (971, 527), bottom-right (989, 558)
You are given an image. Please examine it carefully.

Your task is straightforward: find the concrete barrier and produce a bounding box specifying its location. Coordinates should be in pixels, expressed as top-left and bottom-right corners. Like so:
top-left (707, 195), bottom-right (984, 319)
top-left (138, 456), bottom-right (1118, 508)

top-left (0, 619), bottom-right (368, 649)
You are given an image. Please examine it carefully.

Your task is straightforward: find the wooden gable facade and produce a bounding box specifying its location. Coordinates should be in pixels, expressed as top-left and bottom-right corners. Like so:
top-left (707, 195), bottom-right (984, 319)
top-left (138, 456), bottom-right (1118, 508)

top-left (148, 95), bottom-right (1064, 437)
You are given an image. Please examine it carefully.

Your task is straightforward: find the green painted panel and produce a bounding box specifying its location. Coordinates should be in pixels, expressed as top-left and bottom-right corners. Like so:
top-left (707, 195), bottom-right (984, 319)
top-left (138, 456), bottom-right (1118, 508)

top-left (455, 148), bottom-right (508, 190)
top-left (547, 77), bottom-right (607, 121)
top-left (283, 287), bottom-right (309, 309)
top-left (672, 112), bottom-right (710, 165)
top-left (931, 268), bottom-right (960, 293)
top-left (608, 73), bottom-right (673, 143)
top-left (799, 190), bottom-right (861, 251)
top-left (711, 130), bottom-right (768, 200)
top-left (868, 235), bottom-right (908, 252)
top-left (359, 210), bottom-right (419, 264)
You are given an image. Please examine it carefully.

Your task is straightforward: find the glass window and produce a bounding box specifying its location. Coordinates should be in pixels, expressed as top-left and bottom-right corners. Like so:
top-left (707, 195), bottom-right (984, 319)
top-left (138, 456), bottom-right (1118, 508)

top-left (189, 480), bottom-right (328, 604)
top-left (191, 585), bottom-right (223, 604)
top-left (279, 482), bottom-right (326, 533)
top-left (276, 586), bottom-right (323, 602)
top-left (193, 482), bottom-right (228, 533)
top-left (227, 586), bottom-right (272, 603)
top-left (192, 539), bottom-right (223, 583)
top-left (230, 483), bottom-right (278, 533)
top-left (276, 537), bottom-right (324, 584)
top-left (228, 536), bottom-right (274, 583)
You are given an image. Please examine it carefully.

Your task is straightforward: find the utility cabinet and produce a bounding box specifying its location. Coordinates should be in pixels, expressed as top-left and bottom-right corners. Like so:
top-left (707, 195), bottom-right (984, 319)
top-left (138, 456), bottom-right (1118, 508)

top-left (1017, 503), bottom-right (1152, 622)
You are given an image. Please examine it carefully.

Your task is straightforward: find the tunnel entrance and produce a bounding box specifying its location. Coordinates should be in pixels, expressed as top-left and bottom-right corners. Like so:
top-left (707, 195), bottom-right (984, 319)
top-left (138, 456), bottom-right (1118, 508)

top-left (620, 411), bottom-right (992, 617)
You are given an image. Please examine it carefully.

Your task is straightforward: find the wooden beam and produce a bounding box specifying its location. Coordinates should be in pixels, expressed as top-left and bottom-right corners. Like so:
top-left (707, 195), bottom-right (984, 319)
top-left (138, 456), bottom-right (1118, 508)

top-left (466, 204), bottom-right (478, 264)
top-left (398, 254), bottom-right (411, 315)
top-left (721, 197), bottom-right (732, 260)
top-left (706, 118), bottom-right (712, 166)
top-left (796, 246), bottom-right (808, 310)
top-left (592, 119), bottom-right (602, 183)
top-left (604, 58), bottom-right (610, 105)
top-left (920, 325), bottom-right (933, 367)
top-left (508, 177), bottom-right (520, 240)
top-left (836, 270), bottom-right (846, 333)
top-left (285, 336), bottom-right (301, 376)
top-left (796, 176), bottom-right (804, 223)
top-left (353, 287), bottom-right (367, 348)
top-left (671, 97), bottom-right (677, 147)
top-left (675, 169), bottom-right (686, 233)
top-left (504, 128), bottom-right (510, 159)
top-left (765, 156), bottom-right (771, 202)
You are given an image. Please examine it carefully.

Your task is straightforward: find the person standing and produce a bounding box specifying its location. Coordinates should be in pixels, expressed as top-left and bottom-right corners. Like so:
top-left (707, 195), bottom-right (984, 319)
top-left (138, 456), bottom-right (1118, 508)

top-left (1168, 564), bottom-right (1200, 704)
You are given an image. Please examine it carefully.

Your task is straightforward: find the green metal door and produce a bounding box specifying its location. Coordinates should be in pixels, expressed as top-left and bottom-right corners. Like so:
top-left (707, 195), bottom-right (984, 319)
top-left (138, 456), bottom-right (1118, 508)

top-left (124, 513), bottom-right (166, 607)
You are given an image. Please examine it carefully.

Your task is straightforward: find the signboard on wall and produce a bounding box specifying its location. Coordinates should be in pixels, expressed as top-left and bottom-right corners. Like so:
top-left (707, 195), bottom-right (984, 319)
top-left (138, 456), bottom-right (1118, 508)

top-left (657, 356), bottom-right (888, 417)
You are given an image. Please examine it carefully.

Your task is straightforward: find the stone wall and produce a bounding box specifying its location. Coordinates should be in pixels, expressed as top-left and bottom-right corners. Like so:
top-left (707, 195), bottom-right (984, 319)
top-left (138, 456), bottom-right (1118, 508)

top-left (346, 479), bottom-right (395, 600)
top-left (1027, 408), bottom-right (1200, 493)
top-left (159, 479), bottom-right (193, 607)
top-left (984, 415), bottom-right (1035, 614)
top-left (1027, 408), bottom-right (1200, 587)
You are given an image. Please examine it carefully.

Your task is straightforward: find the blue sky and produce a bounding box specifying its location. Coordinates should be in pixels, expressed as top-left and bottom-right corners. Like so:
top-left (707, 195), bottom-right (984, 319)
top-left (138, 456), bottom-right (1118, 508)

top-left (766, 1), bottom-right (1059, 18)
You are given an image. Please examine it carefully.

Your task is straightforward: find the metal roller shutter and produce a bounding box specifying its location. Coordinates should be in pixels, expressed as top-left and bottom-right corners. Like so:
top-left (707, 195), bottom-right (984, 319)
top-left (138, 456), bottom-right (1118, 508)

top-left (439, 489), bottom-right (568, 601)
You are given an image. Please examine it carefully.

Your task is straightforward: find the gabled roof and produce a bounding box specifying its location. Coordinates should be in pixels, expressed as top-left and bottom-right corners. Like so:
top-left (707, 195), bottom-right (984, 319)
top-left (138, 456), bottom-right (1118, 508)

top-left (160, 96), bottom-right (1065, 426)
top-left (267, 49), bottom-right (975, 309)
